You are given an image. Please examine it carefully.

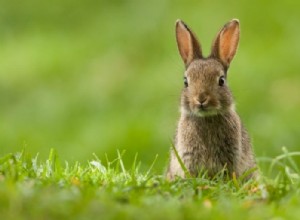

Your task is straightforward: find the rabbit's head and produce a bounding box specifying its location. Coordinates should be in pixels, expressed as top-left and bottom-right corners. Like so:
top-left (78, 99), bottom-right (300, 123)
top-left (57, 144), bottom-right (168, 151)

top-left (176, 19), bottom-right (240, 117)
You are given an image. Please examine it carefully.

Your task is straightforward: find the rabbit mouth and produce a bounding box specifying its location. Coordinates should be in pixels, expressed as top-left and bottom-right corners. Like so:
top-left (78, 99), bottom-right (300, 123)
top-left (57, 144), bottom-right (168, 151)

top-left (193, 107), bottom-right (219, 117)
top-left (181, 105), bottom-right (219, 117)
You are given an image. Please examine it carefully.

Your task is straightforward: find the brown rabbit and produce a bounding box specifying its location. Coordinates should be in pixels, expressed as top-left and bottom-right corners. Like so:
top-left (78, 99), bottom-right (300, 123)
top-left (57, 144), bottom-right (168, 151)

top-left (166, 19), bottom-right (257, 180)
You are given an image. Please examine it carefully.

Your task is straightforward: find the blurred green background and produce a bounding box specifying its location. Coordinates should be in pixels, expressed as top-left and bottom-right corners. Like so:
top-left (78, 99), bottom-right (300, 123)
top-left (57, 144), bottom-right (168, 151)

top-left (1, 0), bottom-right (300, 171)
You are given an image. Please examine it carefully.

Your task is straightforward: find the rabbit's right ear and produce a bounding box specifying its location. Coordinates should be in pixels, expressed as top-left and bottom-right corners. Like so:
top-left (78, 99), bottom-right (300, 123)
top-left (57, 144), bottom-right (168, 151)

top-left (176, 20), bottom-right (202, 68)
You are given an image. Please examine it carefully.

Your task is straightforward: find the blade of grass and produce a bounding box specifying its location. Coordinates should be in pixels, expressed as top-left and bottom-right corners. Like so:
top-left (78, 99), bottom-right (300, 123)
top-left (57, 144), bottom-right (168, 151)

top-left (239, 167), bottom-right (258, 182)
top-left (145, 154), bottom-right (158, 178)
top-left (269, 151), bottom-right (300, 175)
top-left (232, 172), bottom-right (239, 189)
top-left (170, 143), bottom-right (191, 179)
top-left (117, 150), bottom-right (126, 176)
top-left (282, 147), bottom-right (300, 173)
top-left (131, 153), bottom-right (139, 180)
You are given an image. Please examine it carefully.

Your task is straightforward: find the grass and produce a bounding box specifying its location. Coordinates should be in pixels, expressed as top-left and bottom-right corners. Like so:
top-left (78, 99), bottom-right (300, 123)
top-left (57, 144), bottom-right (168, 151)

top-left (1, 148), bottom-right (300, 219)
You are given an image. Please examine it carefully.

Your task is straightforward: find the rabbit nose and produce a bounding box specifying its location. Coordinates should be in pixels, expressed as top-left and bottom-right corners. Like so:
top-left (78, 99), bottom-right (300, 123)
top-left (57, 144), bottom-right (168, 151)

top-left (200, 97), bottom-right (207, 105)
top-left (197, 96), bottom-right (208, 108)
top-left (199, 95), bottom-right (208, 105)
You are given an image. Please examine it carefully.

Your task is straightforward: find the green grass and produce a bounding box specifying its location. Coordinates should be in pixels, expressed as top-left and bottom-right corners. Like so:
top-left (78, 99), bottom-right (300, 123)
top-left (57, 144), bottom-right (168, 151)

top-left (1, 148), bottom-right (300, 219)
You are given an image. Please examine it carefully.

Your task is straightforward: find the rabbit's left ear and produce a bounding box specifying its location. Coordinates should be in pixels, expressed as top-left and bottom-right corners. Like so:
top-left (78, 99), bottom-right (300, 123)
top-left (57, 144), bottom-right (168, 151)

top-left (211, 19), bottom-right (240, 68)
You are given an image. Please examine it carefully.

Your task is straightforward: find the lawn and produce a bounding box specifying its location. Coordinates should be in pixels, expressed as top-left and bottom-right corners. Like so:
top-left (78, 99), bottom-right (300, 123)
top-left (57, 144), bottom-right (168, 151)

top-left (1, 0), bottom-right (300, 219)
top-left (0, 149), bottom-right (300, 219)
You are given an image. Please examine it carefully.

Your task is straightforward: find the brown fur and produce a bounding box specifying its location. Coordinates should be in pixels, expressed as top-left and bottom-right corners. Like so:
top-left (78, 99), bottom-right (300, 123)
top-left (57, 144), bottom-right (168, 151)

top-left (166, 19), bottom-right (257, 180)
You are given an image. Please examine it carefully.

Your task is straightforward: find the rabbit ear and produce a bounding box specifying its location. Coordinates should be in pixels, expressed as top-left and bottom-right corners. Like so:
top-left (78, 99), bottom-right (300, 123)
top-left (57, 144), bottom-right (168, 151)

top-left (211, 19), bottom-right (240, 68)
top-left (176, 20), bottom-right (202, 68)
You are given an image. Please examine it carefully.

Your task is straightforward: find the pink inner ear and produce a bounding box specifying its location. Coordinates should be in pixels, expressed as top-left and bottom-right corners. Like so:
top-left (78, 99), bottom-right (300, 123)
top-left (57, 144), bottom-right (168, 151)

top-left (176, 20), bottom-right (202, 67)
top-left (176, 24), bottom-right (192, 64)
top-left (219, 23), bottom-right (239, 65)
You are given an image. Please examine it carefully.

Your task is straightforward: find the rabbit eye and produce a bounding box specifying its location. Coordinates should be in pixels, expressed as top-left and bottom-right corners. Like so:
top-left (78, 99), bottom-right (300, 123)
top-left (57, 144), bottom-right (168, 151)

top-left (184, 77), bottom-right (188, 87)
top-left (219, 76), bottom-right (225, 86)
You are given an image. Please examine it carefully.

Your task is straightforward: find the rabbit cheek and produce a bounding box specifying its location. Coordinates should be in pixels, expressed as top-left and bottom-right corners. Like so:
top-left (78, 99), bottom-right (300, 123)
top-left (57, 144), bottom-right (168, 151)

top-left (218, 89), bottom-right (233, 110)
top-left (181, 92), bottom-right (192, 114)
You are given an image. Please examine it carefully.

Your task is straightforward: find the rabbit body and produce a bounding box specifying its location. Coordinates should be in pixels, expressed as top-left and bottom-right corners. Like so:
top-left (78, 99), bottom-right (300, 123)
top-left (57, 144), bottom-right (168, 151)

top-left (167, 19), bottom-right (257, 180)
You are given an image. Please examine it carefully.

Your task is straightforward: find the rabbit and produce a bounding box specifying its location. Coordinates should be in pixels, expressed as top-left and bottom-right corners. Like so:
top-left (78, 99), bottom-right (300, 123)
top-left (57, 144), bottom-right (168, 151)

top-left (166, 19), bottom-right (257, 180)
